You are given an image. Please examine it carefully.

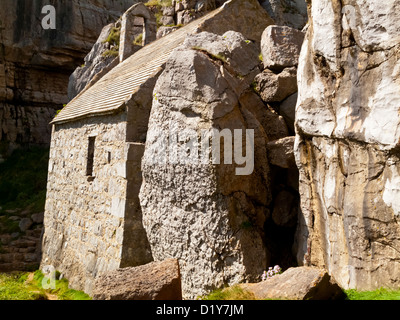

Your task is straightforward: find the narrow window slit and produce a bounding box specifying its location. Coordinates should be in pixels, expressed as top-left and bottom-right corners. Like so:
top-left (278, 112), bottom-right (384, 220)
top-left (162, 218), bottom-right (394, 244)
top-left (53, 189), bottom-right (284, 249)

top-left (86, 136), bottom-right (96, 177)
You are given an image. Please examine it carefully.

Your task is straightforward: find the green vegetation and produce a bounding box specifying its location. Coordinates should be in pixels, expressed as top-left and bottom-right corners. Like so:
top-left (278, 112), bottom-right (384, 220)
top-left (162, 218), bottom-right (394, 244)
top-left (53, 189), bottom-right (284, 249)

top-left (103, 26), bottom-right (121, 46)
top-left (133, 33), bottom-right (143, 46)
top-left (345, 288), bottom-right (400, 300)
top-left (102, 26), bottom-right (121, 57)
top-left (32, 270), bottom-right (91, 300)
top-left (145, 0), bottom-right (173, 8)
top-left (0, 147), bottom-right (49, 218)
top-left (0, 272), bottom-right (47, 300)
top-left (144, 0), bottom-right (174, 27)
top-left (0, 271), bottom-right (91, 300)
top-left (199, 285), bottom-right (256, 300)
top-left (102, 49), bottom-right (119, 58)
top-left (56, 104), bottom-right (66, 116)
top-left (250, 80), bottom-right (259, 93)
top-left (191, 46), bottom-right (228, 64)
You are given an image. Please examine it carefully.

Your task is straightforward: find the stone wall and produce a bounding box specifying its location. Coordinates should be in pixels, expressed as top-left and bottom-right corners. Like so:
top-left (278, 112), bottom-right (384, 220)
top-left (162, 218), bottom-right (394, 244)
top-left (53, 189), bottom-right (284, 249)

top-left (41, 112), bottom-right (148, 294)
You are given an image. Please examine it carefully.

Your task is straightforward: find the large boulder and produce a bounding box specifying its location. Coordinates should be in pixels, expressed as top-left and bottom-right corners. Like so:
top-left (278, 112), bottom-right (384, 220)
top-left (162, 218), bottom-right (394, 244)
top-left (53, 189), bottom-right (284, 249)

top-left (241, 267), bottom-right (345, 300)
top-left (295, 0), bottom-right (400, 291)
top-left (139, 30), bottom-right (272, 299)
top-left (92, 259), bottom-right (182, 300)
top-left (261, 25), bottom-right (305, 71)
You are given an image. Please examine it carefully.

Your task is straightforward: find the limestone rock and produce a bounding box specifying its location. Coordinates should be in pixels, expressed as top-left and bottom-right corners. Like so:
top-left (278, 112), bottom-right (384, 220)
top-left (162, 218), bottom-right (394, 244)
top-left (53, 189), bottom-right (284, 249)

top-left (294, 0), bottom-right (400, 291)
top-left (197, 0), bottom-right (274, 44)
top-left (241, 267), bottom-right (345, 300)
top-left (68, 24), bottom-right (118, 101)
top-left (267, 136), bottom-right (295, 169)
top-left (254, 67), bottom-right (298, 103)
top-left (239, 91), bottom-right (289, 141)
top-left (157, 26), bottom-right (180, 39)
top-left (261, 25), bottom-right (305, 70)
top-left (259, 0), bottom-right (308, 30)
top-left (279, 92), bottom-right (297, 133)
top-left (140, 31), bottom-right (272, 299)
top-left (160, 15), bottom-right (175, 26)
top-left (0, 0), bottom-right (144, 150)
top-left (92, 259), bottom-right (182, 300)
top-left (162, 5), bottom-right (175, 16)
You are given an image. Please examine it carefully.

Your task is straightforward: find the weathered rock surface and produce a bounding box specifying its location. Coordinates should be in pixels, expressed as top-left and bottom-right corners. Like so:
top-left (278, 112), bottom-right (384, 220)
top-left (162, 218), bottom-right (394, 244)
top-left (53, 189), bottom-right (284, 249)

top-left (0, 0), bottom-right (143, 154)
top-left (92, 259), bottom-right (182, 300)
top-left (261, 25), bottom-right (305, 70)
top-left (259, 0), bottom-right (308, 30)
top-left (139, 30), bottom-right (271, 299)
top-left (295, 0), bottom-right (400, 291)
top-left (241, 267), bottom-right (345, 300)
top-left (272, 190), bottom-right (298, 227)
top-left (267, 136), bottom-right (295, 169)
top-left (19, 218), bottom-right (33, 233)
top-left (279, 92), bottom-right (297, 133)
top-left (68, 24), bottom-right (118, 101)
top-left (239, 91), bottom-right (289, 141)
top-left (254, 67), bottom-right (298, 103)
top-left (156, 26), bottom-right (180, 39)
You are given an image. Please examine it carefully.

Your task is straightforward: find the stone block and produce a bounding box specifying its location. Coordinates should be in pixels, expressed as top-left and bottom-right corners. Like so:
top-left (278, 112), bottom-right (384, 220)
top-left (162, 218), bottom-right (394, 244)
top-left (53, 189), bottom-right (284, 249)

top-left (92, 259), bottom-right (182, 300)
top-left (254, 67), bottom-right (298, 103)
top-left (261, 25), bottom-right (305, 70)
top-left (241, 267), bottom-right (345, 300)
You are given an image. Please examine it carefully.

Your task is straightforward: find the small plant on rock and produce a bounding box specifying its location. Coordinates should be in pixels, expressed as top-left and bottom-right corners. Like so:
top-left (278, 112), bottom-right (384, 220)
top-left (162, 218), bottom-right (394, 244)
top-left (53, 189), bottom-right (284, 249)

top-left (261, 265), bottom-right (282, 281)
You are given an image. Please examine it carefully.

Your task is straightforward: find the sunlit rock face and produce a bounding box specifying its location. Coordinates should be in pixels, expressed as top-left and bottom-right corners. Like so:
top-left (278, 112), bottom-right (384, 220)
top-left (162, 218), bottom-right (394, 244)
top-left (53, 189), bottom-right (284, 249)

top-left (294, 0), bottom-right (400, 291)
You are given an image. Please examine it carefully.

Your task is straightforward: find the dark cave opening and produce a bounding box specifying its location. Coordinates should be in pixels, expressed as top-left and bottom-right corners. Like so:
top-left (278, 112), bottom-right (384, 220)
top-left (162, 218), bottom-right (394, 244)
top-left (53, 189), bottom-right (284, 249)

top-left (265, 164), bottom-right (300, 271)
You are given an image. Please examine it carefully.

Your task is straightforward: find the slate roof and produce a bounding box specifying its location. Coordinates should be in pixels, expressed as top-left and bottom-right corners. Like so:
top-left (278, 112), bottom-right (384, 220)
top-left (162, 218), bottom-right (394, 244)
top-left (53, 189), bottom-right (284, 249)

top-left (52, 0), bottom-right (273, 124)
top-left (52, 9), bottom-right (220, 124)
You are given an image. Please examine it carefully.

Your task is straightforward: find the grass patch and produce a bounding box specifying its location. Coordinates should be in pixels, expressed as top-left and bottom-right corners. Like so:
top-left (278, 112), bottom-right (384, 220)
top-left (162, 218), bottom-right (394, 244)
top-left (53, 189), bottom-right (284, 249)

top-left (102, 26), bottom-right (121, 58)
top-left (199, 285), bottom-right (256, 300)
top-left (0, 271), bottom-right (91, 300)
top-left (191, 46), bottom-right (228, 64)
top-left (33, 270), bottom-right (91, 300)
top-left (145, 0), bottom-right (173, 8)
top-left (0, 272), bottom-right (47, 300)
top-left (103, 26), bottom-right (121, 46)
top-left (345, 288), bottom-right (400, 300)
top-left (102, 49), bottom-right (119, 58)
top-left (133, 33), bottom-right (143, 46)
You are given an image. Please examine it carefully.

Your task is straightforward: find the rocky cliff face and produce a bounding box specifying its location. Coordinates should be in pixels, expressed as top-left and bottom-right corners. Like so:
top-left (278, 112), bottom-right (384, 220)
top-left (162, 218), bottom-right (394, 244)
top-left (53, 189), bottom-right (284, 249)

top-left (295, 0), bottom-right (400, 290)
top-left (0, 0), bottom-right (141, 154)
